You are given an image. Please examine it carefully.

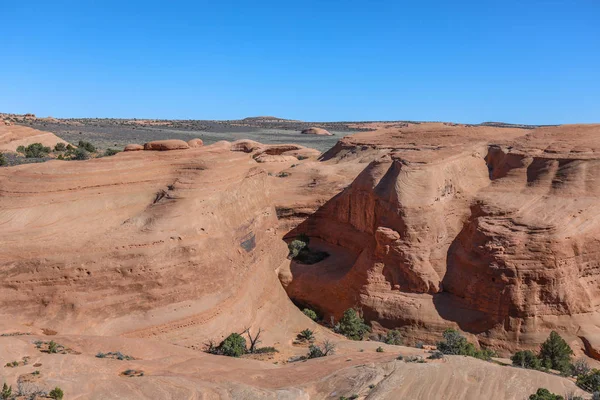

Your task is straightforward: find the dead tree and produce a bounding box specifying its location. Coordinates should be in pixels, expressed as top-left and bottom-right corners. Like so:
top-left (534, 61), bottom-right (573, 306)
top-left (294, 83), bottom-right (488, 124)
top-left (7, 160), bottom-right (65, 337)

top-left (243, 327), bottom-right (263, 353)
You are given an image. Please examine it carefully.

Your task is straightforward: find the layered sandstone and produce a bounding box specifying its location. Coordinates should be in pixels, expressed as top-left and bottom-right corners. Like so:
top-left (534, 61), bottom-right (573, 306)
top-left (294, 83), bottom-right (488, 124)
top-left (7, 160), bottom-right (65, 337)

top-left (280, 122), bottom-right (600, 354)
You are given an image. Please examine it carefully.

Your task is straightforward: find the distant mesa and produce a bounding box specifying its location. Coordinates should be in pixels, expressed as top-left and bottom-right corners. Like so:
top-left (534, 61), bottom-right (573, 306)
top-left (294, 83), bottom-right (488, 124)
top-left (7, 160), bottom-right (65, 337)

top-left (301, 127), bottom-right (332, 136)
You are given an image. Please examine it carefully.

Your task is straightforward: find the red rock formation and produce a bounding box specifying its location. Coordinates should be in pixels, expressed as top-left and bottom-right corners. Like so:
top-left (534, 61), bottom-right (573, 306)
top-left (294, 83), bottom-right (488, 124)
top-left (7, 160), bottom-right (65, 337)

top-left (143, 139), bottom-right (190, 151)
top-left (124, 143), bottom-right (144, 151)
top-left (301, 127), bottom-right (332, 135)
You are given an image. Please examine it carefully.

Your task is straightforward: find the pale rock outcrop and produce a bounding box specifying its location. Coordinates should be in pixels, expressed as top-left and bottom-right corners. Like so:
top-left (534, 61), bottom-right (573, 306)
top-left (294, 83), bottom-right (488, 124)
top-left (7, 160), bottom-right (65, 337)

top-left (124, 144), bottom-right (144, 151)
top-left (144, 139), bottom-right (190, 151)
top-left (301, 127), bottom-right (332, 135)
top-left (187, 138), bottom-right (204, 148)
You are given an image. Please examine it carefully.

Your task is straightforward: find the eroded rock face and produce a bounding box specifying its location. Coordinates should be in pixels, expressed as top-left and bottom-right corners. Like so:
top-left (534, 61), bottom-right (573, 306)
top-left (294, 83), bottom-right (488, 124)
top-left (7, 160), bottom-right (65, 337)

top-left (187, 138), bottom-right (204, 148)
top-left (280, 122), bottom-right (600, 354)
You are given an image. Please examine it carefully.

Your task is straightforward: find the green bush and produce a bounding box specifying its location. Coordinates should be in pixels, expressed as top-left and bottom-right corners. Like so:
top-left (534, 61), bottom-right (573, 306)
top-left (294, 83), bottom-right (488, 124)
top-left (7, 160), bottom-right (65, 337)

top-left (307, 340), bottom-right (335, 359)
top-left (104, 148), bottom-right (120, 156)
top-left (384, 329), bottom-right (403, 345)
top-left (18, 143), bottom-right (51, 158)
top-left (1, 383), bottom-right (11, 400)
top-left (49, 387), bottom-right (64, 400)
top-left (0, 153), bottom-right (6, 167)
top-left (48, 340), bottom-right (58, 354)
top-left (336, 309), bottom-right (371, 340)
top-left (528, 388), bottom-right (564, 400)
top-left (437, 329), bottom-right (496, 360)
top-left (54, 142), bottom-right (67, 152)
top-left (218, 333), bottom-right (247, 357)
top-left (297, 329), bottom-right (315, 342)
top-left (288, 240), bottom-right (307, 258)
top-left (539, 331), bottom-right (573, 373)
top-left (78, 140), bottom-right (96, 152)
top-left (72, 148), bottom-right (90, 160)
top-left (511, 350), bottom-right (542, 370)
top-left (577, 369), bottom-right (600, 393)
top-left (376, 346), bottom-right (384, 352)
top-left (303, 308), bottom-right (318, 321)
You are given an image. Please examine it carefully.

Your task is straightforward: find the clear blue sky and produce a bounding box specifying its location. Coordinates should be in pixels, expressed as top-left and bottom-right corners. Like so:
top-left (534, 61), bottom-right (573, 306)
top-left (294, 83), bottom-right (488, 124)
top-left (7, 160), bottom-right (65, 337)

top-left (1, 1), bottom-right (598, 124)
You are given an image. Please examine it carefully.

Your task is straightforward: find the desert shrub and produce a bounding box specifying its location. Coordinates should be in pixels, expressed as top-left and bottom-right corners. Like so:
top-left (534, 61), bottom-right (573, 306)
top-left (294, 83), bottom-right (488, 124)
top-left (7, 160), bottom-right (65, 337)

top-left (54, 143), bottom-right (66, 152)
top-left (428, 351), bottom-right (444, 360)
top-left (303, 308), bottom-right (318, 321)
top-left (19, 143), bottom-right (51, 158)
top-left (376, 346), bottom-right (384, 353)
top-left (307, 340), bottom-right (335, 359)
top-left (276, 172), bottom-right (290, 178)
top-left (219, 333), bottom-right (247, 357)
top-left (512, 350), bottom-right (542, 370)
top-left (103, 148), bottom-right (120, 156)
top-left (48, 340), bottom-right (58, 354)
top-left (577, 369), bottom-right (600, 393)
top-left (405, 355), bottom-right (425, 363)
top-left (78, 140), bottom-right (96, 152)
top-left (339, 396), bottom-right (358, 400)
top-left (528, 388), bottom-right (564, 400)
top-left (336, 309), bottom-right (371, 340)
top-left (436, 328), bottom-right (495, 360)
top-left (437, 329), bottom-right (475, 356)
top-left (383, 329), bottom-right (403, 345)
top-left (297, 329), bottom-right (315, 342)
top-left (71, 148), bottom-right (89, 160)
top-left (539, 331), bottom-right (573, 373)
top-left (49, 387), bottom-right (64, 400)
top-left (1, 383), bottom-right (11, 400)
top-left (0, 153), bottom-right (6, 166)
top-left (288, 240), bottom-right (307, 258)
top-left (572, 358), bottom-right (591, 377)
top-left (253, 346), bottom-right (278, 354)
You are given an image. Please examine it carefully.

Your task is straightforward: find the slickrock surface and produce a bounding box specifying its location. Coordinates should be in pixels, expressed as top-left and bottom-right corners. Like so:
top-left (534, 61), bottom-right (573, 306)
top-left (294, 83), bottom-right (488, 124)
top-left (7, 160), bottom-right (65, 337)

top-left (1, 121), bottom-right (600, 398)
top-left (0, 122), bottom-right (68, 151)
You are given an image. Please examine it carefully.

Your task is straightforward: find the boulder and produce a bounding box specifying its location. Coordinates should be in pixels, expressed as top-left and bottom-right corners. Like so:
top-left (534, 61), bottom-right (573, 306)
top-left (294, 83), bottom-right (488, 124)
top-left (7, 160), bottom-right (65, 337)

top-left (188, 138), bottom-right (204, 148)
top-left (301, 127), bottom-right (332, 136)
top-left (124, 144), bottom-right (144, 152)
top-left (143, 140), bottom-right (190, 151)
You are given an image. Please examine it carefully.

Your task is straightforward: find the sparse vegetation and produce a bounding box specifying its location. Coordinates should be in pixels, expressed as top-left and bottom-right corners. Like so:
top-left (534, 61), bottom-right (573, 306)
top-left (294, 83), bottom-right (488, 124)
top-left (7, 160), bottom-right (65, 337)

top-left (307, 340), bottom-right (336, 359)
top-left (71, 148), bottom-right (90, 160)
top-left (428, 351), bottom-right (444, 360)
top-left (539, 331), bottom-right (573, 374)
top-left (276, 172), bottom-right (290, 178)
top-left (572, 358), bottom-right (591, 377)
top-left (218, 333), bottom-right (247, 357)
top-left (297, 329), bottom-right (315, 342)
top-left (436, 328), bottom-right (496, 360)
top-left (121, 369), bottom-right (144, 377)
top-left (1, 383), bottom-right (11, 400)
top-left (17, 143), bottom-right (51, 158)
top-left (103, 148), bottom-right (120, 156)
top-left (287, 234), bottom-right (329, 265)
top-left (335, 309), bottom-right (371, 341)
top-left (54, 142), bottom-right (66, 152)
top-left (512, 350), bottom-right (542, 370)
top-left (78, 140), bottom-right (96, 153)
top-left (303, 308), bottom-right (318, 321)
top-left (0, 153), bottom-right (6, 167)
top-left (96, 351), bottom-right (134, 360)
top-left (383, 329), bottom-right (403, 345)
top-left (48, 340), bottom-right (58, 354)
top-left (577, 369), bottom-right (600, 393)
top-left (49, 387), bottom-right (64, 399)
top-left (528, 388), bottom-right (564, 400)
top-left (376, 346), bottom-right (384, 352)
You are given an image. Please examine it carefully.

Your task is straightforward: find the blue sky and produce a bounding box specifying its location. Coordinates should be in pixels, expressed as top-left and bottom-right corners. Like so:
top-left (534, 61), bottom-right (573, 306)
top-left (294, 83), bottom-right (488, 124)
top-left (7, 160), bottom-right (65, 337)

top-left (1, 1), bottom-right (598, 124)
